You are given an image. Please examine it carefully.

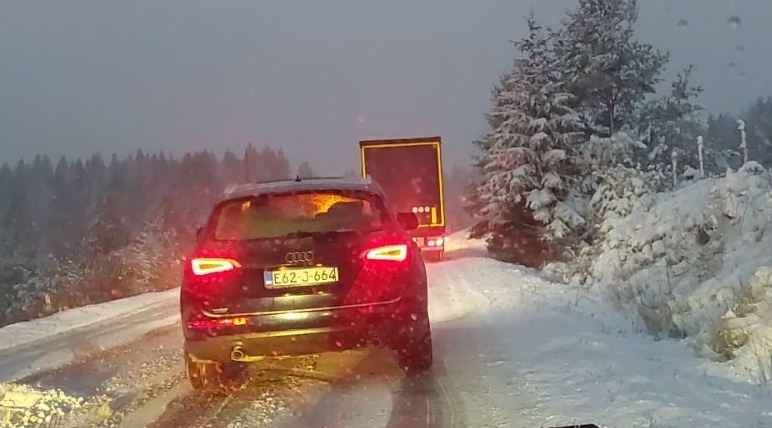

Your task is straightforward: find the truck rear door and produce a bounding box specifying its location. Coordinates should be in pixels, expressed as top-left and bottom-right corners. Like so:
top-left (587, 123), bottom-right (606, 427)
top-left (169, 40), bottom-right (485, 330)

top-left (360, 141), bottom-right (444, 230)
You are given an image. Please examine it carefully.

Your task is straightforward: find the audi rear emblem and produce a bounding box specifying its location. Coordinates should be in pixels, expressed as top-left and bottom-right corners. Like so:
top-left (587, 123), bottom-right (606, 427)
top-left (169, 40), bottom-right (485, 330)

top-left (286, 251), bottom-right (314, 264)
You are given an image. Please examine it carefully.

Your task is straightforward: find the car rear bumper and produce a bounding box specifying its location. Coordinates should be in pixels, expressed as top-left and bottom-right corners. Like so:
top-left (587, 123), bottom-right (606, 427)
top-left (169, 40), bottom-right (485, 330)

top-left (185, 326), bottom-right (376, 363)
top-left (183, 296), bottom-right (429, 363)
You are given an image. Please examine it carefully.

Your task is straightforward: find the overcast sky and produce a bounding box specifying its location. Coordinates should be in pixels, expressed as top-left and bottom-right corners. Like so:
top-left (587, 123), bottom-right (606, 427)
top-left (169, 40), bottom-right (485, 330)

top-left (0, 0), bottom-right (769, 174)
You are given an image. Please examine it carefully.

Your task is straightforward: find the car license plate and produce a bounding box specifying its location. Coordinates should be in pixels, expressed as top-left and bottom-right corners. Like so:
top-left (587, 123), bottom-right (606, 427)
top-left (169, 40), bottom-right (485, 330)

top-left (264, 266), bottom-right (339, 288)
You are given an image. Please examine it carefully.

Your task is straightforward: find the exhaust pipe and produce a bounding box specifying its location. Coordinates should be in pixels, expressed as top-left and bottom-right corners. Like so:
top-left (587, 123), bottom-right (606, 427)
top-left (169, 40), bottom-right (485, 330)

top-left (369, 337), bottom-right (383, 348)
top-left (231, 345), bottom-right (245, 361)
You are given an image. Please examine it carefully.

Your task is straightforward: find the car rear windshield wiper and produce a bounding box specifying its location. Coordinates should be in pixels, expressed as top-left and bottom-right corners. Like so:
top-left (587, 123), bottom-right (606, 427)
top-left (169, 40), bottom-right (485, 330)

top-left (281, 230), bottom-right (318, 239)
top-left (281, 228), bottom-right (378, 239)
top-left (280, 230), bottom-right (349, 240)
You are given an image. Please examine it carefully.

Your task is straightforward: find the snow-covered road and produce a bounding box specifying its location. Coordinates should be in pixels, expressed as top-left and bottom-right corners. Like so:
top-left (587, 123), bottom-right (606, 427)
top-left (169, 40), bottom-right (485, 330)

top-left (2, 234), bottom-right (771, 427)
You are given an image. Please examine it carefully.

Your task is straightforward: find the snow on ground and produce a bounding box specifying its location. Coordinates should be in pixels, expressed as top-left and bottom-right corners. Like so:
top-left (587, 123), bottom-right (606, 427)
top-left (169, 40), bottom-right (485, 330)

top-left (0, 289), bottom-right (181, 425)
top-left (0, 288), bottom-right (179, 353)
top-left (3, 226), bottom-right (772, 427)
top-left (426, 229), bottom-right (490, 323)
top-left (550, 163), bottom-right (772, 382)
top-left (438, 236), bottom-right (772, 428)
top-left (0, 288), bottom-right (179, 384)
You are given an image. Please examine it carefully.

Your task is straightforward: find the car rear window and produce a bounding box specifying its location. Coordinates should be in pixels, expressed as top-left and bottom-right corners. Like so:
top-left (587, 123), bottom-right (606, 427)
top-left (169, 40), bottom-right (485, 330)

top-left (213, 191), bottom-right (386, 240)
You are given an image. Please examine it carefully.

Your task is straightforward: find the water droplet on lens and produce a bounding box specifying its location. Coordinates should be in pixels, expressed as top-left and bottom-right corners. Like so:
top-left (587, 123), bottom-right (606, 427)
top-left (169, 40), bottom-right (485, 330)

top-left (677, 19), bottom-right (688, 30)
top-left (727, 16), bottom-right (741, 30)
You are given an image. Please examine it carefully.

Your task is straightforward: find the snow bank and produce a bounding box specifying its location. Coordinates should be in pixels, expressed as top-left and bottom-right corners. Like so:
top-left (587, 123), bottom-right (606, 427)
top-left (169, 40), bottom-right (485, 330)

top-left (0, 287), bottom-right (179, 353)
top-left (433, 251), bottom-right (772, 427)
top-left (557, 163), bottom-right (772, 380)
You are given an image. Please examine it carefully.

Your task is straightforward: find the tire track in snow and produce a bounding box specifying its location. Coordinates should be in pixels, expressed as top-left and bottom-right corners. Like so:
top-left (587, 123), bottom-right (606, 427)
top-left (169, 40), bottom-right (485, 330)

top-left (426, 257), bottom-right (490, 324)
top-left (144, 355), bottom-right (326, 428)
top-left (262, 350), bottom-right (463, 428)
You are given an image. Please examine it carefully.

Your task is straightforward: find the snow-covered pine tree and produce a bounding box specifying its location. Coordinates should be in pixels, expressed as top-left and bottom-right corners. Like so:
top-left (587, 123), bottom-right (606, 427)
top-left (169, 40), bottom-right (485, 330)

top-left (259, 146), bottom-right (292, 181)
top-left (27, 155), bottom-right (55, 262)
top-left (86, 165), bottom-right (130, 258)
top-left (445, 165), bottom-right (476, 233)
top-left (121, 215), bottom-right (180, 295)
top-left (297, 161), bottom-right (314, 179)
top-left (554, 0), bottom-right (669, 138)
top-left (471, 15), bottom-right (586, 264)
top-left (463, 176), bottom-right (490, 240)
top-left (5, 161), bottom-right (38, 261)
top-left (466, 72), bottom-right (513, 240)
top-left (221, 150), bottom-right (245, 185)
top-left (638, 65), bottom-right (706, 177)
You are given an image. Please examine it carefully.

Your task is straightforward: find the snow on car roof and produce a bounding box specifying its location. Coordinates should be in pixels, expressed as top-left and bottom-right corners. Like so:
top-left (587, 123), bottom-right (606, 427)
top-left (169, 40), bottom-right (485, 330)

top-left (222, 176), bottom-right (379, 199)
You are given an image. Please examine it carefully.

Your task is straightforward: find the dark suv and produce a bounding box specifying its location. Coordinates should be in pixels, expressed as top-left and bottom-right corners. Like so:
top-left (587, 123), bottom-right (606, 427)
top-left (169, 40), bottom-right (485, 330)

top-left (180, 176), bottom-right (433, 389)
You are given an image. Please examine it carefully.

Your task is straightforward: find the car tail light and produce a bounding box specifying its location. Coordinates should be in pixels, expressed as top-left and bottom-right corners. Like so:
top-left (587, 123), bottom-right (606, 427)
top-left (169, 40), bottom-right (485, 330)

top-left (191, 257), bottom-right (242, 276)
top-left (364, 244), bottom-right (408, 262)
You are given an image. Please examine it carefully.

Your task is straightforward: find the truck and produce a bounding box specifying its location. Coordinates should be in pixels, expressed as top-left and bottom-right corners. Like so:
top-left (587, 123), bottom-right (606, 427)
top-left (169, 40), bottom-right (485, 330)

top-left (359, 136), bottom-right (446, 262)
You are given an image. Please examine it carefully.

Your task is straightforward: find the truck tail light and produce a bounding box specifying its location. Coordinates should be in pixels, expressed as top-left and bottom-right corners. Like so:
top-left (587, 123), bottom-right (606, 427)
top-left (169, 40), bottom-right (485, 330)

top-left (364, 244), bottom-right (408, 262)
top-left (427, 237), bottom-right (444, 247)
top-left (191, 258), bottom-right (242, 276)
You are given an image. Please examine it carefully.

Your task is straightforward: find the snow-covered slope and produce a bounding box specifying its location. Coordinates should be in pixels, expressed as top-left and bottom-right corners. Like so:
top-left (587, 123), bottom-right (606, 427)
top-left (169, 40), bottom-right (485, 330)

top-left (556, 162), bottom-right (772, 381)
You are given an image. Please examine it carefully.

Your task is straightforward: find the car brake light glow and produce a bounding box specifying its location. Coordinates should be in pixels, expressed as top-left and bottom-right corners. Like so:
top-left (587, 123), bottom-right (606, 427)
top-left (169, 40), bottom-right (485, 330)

top-left (191, 258), bottom-right (242, 276)
top-left (365, 244), bottom-right (408, 262)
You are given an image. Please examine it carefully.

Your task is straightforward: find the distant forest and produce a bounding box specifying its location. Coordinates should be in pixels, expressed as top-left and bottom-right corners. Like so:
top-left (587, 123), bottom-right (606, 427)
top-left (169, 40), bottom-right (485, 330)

top-left (0, 144), bottom-right (472, 327)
